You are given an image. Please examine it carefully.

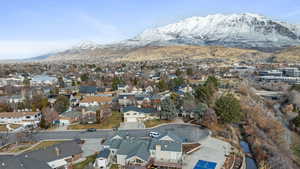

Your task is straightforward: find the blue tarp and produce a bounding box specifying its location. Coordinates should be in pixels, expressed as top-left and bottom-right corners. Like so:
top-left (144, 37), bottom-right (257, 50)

top-left (193, 160), bottom-right (217, 169)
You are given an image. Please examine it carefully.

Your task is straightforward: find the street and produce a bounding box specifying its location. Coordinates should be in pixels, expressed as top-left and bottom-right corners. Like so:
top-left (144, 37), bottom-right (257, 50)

top-left (0, 123), bottom-right (210, 145)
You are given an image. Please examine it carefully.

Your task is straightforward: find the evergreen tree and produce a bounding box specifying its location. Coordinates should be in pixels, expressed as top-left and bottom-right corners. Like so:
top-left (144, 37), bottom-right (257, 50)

top-left (194, 103), bottom-right (208, 121)
top-left (112, 77), bottom-right (124, 91)
top-left (159, 97), bottom-right (178, 120)
top-left (54, 95), bottom-right (70, 113)
top-left (194, 85), bottom-right (213, 104)
top-left (170, 92), bottom-right (183, 110)
top-left (39, 115), bottom-right (48, 129)
top-left (175, 69), bottom-right (182, 76)
top-left (215, 94), bottom-right (242, 123)
top-left (157, 79), bottom-right (168, 92)
top-left (205, 75), bottom-right (219, 89)
top-left (186, 68), bottom-right (193, 76)
top-left (80, 73), bottom-right (89, 82)
top-left (293, 115), bottom-right (300, 128)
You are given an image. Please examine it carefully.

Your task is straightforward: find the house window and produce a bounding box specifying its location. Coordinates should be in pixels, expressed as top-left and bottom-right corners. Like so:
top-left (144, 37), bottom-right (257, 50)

top-left (135, 159), bottom-right (143, 164)
top-left (26, 116), bottom-right (31, 119)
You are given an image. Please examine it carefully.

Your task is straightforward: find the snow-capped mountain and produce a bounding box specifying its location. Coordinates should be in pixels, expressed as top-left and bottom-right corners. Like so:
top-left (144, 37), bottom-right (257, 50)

top-left (125, 13), bottom-right (300, 51)
top-left (28, 13), bottom-right (300, 62)
top-left (72, 40), bottom-right (100, 50)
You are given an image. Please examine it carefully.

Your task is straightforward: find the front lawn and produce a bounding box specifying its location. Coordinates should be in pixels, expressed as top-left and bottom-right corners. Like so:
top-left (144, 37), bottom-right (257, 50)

top-left (68, 111), bottom-right (122, 130)
top-left (0, 124), bottom-right (8, 131)
top-left (110, 164), bottom-right (119, 169)
top-left (29, 140), bottom-right (66, 151)
top-left (144, 119), bottom-right (172, 128)
top-left (9, 145), bottom-right (31, 153)
top-left (10, 124), bottom-right (22, 129)
top-left (293, 144), bottom-right (300, 157)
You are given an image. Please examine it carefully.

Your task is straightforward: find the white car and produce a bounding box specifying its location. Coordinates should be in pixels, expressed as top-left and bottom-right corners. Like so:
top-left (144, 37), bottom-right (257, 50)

top-left (149, 131), bottom-right (160, 138)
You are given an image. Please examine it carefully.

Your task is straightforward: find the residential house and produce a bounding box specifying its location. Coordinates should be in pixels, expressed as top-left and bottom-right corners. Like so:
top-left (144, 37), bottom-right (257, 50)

top-left (93, 148), bottom-right (111, 169)
top-left (0, 111), bottom-right (41, 125)
top-left (118, 94), bottom-right (136, 107)
top-left (0, 140), bottom-right (82, 169)
top-left (145, 86), bottom-right (154, 93)
top-left (8, 95), bottom-right (24, 104)
top-left (178, 85), bottom-right (193, 94)
top-left (79, 86), bottom-right (98, 96)
top-left (59, 86), bottom-right (79, 95)
top-left (60, 109), bottom-right (82, 125)
top-left (80, 106), bottom-right (98, 124)
top-left (122, 106), bottom-right (157, 123)
top-left (103, 131), bottom-right (183, 168)
top-left (30, 75), bottom-right (58, 86)
top-left (117, 84), bottom-right (129, 93)
top-left (131, 86), bottom-right (143, 94)
top-left (79, 96), bottom-right (113, 107)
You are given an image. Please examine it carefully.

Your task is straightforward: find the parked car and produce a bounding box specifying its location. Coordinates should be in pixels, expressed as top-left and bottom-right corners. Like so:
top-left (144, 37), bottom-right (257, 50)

top-left (86, 128), bottom-right (97, 132)
top-left (149, 131), bottom-right (160, 138)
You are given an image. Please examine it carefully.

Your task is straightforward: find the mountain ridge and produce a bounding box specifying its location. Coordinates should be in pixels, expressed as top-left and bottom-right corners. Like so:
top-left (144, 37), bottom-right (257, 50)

top-left (27, 13), bottom-right (300, 62)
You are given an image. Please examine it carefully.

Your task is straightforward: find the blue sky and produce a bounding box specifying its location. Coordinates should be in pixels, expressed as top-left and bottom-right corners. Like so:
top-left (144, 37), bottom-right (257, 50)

top-left (1, 0), bottom-right (300, 59)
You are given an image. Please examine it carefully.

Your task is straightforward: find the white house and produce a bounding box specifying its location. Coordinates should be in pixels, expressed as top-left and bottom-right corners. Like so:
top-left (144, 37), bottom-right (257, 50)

top-left (79, 96), bottom-right (113, 107)
top-left (0, 111), bottom-right (41, 124)
top-left (93, 148), bottom-right (111, 169)
top-left (123, 110), bottom-right (146, 123)
top-left (30, 75), bottom-right (58, 86)
top-left (117, 84), bottom-right (129, 92)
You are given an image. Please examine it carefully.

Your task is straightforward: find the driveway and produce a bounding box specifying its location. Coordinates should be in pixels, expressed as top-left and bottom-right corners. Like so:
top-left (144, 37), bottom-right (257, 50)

top-left (183, 137), bottom-right (232, 169)
top-left (81, 139), bottom-right (103, 157)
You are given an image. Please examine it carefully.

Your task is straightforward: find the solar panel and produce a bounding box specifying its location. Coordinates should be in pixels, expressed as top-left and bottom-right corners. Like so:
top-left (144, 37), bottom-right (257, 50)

top-left (193, 160), bottom-right (217, 169)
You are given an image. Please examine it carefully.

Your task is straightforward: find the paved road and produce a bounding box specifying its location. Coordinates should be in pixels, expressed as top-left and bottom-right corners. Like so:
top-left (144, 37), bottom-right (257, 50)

top-left (0, 124), bottom-right (210, 145)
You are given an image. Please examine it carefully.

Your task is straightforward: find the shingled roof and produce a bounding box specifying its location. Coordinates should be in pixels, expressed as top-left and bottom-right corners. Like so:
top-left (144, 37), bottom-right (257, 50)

top-left (0, 140), bottom-right (82, 169)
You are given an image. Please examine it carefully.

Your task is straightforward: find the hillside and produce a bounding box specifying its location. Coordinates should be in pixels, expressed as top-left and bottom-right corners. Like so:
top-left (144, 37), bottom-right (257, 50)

top-left (275, 46), bottom-right (300, 62)
top-left (28, 13), bottom-right (300, 62)
top-left (119, 45), bottom-right (269, 62)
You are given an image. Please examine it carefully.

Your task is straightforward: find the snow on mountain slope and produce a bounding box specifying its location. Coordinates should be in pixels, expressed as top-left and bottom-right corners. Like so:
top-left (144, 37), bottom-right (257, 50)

top-left (72, 40), bottom-right (100, 50)
top-left (34, 13), bottom-right (300, 62)
top-left (127, 13), bottom-right (300, 51)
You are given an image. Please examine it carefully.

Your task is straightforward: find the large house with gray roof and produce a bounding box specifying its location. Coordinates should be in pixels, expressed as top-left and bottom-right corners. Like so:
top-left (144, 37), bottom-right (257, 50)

top-left (103, 131), bottom-right (183, 168)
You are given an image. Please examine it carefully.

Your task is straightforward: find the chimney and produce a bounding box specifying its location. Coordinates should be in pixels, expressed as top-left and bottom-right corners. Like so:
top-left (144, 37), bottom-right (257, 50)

top-left (55, 147), bottom-right (60, 156)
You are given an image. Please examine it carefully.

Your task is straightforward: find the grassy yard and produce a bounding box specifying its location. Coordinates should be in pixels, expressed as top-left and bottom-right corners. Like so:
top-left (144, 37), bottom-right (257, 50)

top-left (144, 119), bottom-right (172, 128)
top-left (73, 154), bottom-right (96, 169)
top-left (29, 140), bottom-right (66, 151)
top-left (110, 164), bottom-right (119, 169)
top-left (293, 144), bottom-right (300, 157)
top-left (10, 124), bottom-right (22, 129)
top-left (9, 145), bottom-right (31, 153)
top-left (0, 124), bottom-right (8, 131)
top-left (68, 111), bottom-right (122, 130)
